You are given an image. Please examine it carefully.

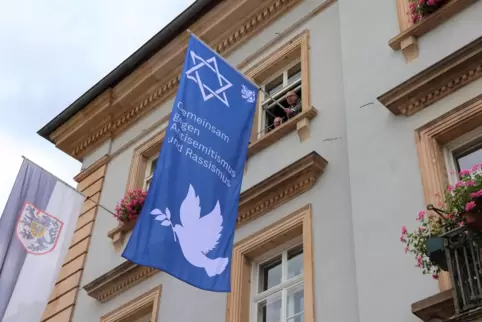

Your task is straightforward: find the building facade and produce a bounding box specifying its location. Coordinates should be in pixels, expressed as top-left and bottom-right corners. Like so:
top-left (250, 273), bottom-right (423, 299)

top-left (37, 0), bottom-right (482, 321)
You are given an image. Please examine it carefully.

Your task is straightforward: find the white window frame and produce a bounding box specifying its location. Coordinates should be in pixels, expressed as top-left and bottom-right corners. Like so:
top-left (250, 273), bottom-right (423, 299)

top-left (258, 60), bottom-right (302, 138)
top-left (250, 236), bottom-right (304, 322)
top-left (143, 154), bottom-right (159, 190)
top-left (444, 125), bottom-right (482, 184)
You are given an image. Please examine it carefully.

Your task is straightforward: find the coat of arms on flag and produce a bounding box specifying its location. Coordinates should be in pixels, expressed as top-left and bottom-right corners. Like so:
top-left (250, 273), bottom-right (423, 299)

top-left (15, 203), bottom-right (64, 255)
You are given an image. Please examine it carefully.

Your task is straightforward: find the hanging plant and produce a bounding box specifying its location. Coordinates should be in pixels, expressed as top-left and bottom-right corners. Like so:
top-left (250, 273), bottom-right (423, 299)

top-left (114, 189), bottom-right (147, 224)
top-left (401, 163), bottom-right (482, 279)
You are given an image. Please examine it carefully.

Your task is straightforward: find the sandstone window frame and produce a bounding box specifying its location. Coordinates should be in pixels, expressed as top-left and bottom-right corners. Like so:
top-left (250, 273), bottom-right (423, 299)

top-left (226, 204), bottom-right (314, 322)
top-left (390, 0), bottom-right (476, 63)
top-left (256, 59), bottom-right (302, 138)
top-left (246, 30), bottom-right (317, 156)
top-left (107, 130), bottom-right (164, 251)
top-left (126, 131), bottom-right (165, 192)
top-left (250, 237), bottom-right (305, 322)
top-left (415, 94), bottom-right (482, 292)
top-left (443, 125), bottom-right (482, 186)
top-left (100, 285), bottom-right (161, 322)
top-left (143, 154), bottom-right (159, 191)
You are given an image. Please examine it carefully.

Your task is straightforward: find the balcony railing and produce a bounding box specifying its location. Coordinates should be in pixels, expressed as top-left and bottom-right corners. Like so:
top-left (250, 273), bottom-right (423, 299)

top-left (443, 225), bottom-right (482, 315)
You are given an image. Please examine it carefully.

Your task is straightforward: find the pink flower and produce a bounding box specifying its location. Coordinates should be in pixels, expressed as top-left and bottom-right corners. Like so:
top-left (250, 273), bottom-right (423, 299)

top-left (418, 0), bottom-right (424, 4)
top-left (402, 226), bottom-right (408, 235)
top-left (404, 246), bottom-right (409, 253)
top-left (460, 169), bottom-right (471, 177)
top-left (419, 226), bottom-right (425, 232)
top-left (417, 255), bottom-right (423, 267)
top-left (455, 181), bottom-right (464, 188)
top-left (470, 190), bottom-right (482, 198)
top-left (400, 236), bottom-right (406, 243)
top-left (432, 274), bottom-right (439, 280)
top-left (427, 0), bottom-right (437, 5)
top-left (447, 185), bottom-right (454, 192)
top-left (472, 164), bottom-right (480, 171)
top-left (465, 180), bottom-right (475, 187)
top-left (417, 210), bottom-right (425, 220)
top-left (466, 201), bottom-right (476, 212)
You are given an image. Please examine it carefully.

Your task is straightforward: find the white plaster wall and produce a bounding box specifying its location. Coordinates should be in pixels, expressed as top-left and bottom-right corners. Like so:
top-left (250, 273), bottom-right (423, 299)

top-left (73, 1), bottom-right (361, 322)
top-left (82, 139), bottom-right (111, 170)
top-left (337, 0), bottom-right (482, 321)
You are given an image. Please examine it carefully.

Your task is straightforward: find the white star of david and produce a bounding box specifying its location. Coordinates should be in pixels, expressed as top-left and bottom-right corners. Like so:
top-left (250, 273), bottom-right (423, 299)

top-left (185, 50), bottom-right (233, 107)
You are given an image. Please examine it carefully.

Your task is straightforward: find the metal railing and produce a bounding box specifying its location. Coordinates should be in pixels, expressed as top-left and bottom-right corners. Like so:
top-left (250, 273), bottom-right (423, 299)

top-left (443, 225), bottom-right (482, 314)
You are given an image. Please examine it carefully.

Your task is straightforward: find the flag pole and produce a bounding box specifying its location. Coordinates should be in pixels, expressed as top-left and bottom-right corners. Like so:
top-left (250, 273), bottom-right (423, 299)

top-left (185, 30), bottom-right (291, 121)
top-left (21, 156), bottom-right (116, 216)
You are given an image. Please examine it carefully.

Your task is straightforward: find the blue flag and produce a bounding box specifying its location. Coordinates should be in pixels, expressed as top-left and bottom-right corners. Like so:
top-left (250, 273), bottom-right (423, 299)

top-left (122, 34), bottom-right (258, 292)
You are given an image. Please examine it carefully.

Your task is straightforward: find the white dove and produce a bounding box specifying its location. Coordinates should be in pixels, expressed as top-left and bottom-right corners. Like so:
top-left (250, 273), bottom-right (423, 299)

top-left (173, 184), bottom-right (229, 277)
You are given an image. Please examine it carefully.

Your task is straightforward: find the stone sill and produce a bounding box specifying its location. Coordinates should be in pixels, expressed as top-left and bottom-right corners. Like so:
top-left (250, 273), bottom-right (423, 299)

top-left (389, 0), bottom-right (476, 62)
top-left (248, 107), bottom-right (318, 158)
top-left (107, 220), bottom-right (136, 252)
top-left (412, 289), bottom-right (455, 321)
top-left (107, 108), bottom-right (318, 250)
top-left (412, 289), bottom-right (482, 321)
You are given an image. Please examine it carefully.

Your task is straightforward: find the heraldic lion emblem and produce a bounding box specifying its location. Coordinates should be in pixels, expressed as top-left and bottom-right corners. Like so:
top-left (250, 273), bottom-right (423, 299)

top-left (16, 203), bottom-right (64, 255)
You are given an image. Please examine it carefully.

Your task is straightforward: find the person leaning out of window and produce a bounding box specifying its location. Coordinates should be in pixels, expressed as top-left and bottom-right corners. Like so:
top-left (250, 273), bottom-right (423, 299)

top-left (274, 91), bottom-right (301, 128)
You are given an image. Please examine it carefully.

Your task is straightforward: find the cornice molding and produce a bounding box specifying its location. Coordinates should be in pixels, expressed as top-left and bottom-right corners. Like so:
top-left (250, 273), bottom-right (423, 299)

top-left (378, 36), bottom-right (482, 116)
top-left (105, 151), bottom-right (327, 275)
top-left (83, 261), bottom-right (159, 303)
top-left (237, 151), bottom-right (327, 227)
top-left (49, 0), bottom-right (302, 161)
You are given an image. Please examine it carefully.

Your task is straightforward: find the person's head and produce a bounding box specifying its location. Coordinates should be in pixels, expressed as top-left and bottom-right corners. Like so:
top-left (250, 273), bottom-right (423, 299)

top-left (286, 91), bottom-right (298, 106)
top-left (274, 116), bottom-right (282, 127)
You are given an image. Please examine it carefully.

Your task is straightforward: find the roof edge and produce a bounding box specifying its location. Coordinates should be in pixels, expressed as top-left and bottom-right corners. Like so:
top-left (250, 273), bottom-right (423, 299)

top-left (38, 0), bottom-right (221, 142)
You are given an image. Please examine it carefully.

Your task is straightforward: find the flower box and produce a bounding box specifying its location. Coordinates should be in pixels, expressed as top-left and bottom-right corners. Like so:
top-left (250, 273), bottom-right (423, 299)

top-left (409, 0), bottom-right (451, 24)
top-left (426, 236), bottom-right (447, 271)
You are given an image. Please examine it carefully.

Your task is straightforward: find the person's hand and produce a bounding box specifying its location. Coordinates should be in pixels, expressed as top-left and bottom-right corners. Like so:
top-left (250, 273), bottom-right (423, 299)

top-left (284, 108), bottom-right (292, 115)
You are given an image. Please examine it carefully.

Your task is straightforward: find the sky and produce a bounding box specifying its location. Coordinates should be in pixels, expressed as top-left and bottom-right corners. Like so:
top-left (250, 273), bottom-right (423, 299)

top-left (0, 0), bottom-right (195, 215)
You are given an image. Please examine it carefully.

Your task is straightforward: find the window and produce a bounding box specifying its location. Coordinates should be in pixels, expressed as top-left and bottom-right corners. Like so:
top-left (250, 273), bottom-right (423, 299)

top-left (444, 126), bottom-right (482, 184)
top-left (226, 204), bottom-right (314, 322)
top-left (416, 95), bottom-right (482, 292)
top-left (126, 130), bottom-right (164, 192)
top-left (143, 155), bottom-right (159, 190)
top-left (245, 30), bottom-right (313, 146)
top-left (100, 285), bottom-right (161, 322)
top-left (252, 242), bottom-right (304, 322)
top-left (258, 61), bottom-right (302, 137)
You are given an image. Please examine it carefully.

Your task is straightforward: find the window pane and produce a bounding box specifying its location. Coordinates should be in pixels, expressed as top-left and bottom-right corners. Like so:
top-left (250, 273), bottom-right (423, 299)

top-left (286, 284), bottom-right (304, 322)
top-left (265, 75), bottom-right (283, 96)
top-left (149, 157), bottom-right (158, 175)
top-left (145, 178), bottom-right (152, 190)
top-left (287, 246), bottom-right (303, 280)
top-left (456, 147), bottom-right (482, 172)
top-left (259, 255), bottom-right (282, 292)
top-left (257, 293), bottom-right (282, 322)
top-left (287, 63), bottom-right (301, 85)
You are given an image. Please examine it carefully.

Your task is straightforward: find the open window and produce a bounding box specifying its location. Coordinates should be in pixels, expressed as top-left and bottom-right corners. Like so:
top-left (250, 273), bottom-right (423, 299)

top-left (259, 61), bottom-right (303, 137)
top-left (245, 30), bottom-right (314, 147)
